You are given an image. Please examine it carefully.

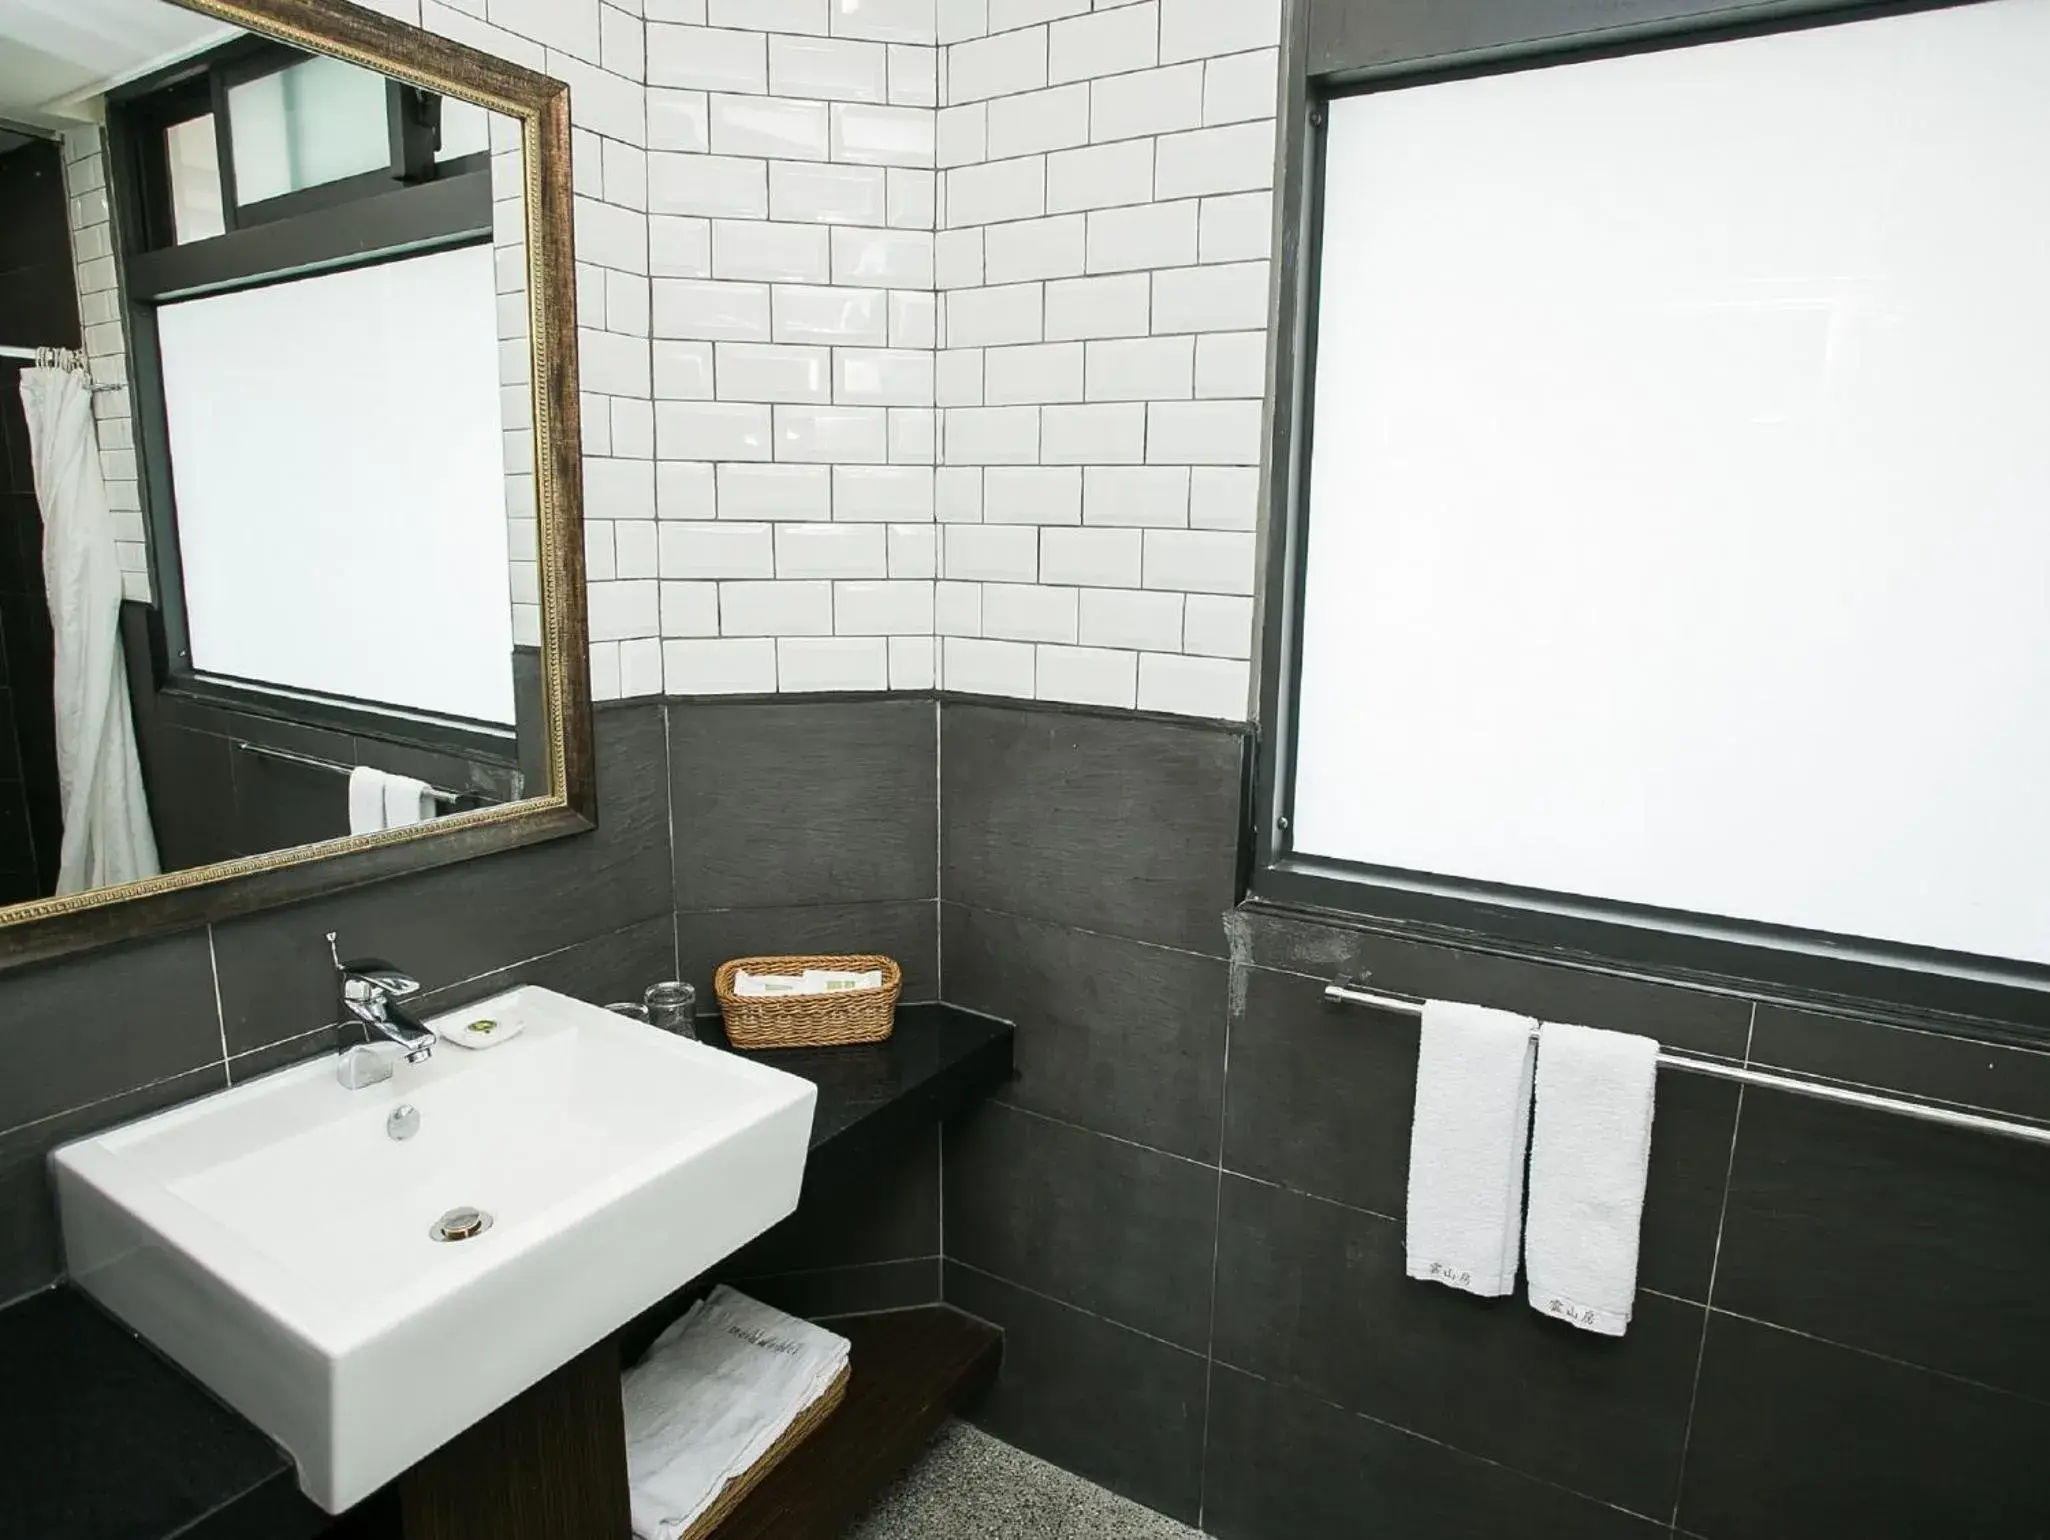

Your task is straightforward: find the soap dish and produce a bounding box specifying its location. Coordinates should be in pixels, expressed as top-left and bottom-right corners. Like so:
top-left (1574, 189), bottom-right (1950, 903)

top-left (431, 1013), bottom-right (526, 1051)
top-left (714, 954), bottom-right (900, 1049)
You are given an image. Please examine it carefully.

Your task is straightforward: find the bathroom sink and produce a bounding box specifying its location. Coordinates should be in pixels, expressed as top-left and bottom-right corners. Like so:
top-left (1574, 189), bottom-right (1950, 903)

top-left (52, 986), bottom-right (817, 1513)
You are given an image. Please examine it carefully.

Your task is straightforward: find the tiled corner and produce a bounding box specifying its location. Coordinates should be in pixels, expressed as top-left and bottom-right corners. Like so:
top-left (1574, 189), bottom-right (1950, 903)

top-left (943, 1263), bottom-right (1209, 1526)
top-left (59, 131), bottom-right (145, 604)
top-left (933, 0), bottom-right (1279, 719)
top-left (638, 6), bottom-right (942, 696)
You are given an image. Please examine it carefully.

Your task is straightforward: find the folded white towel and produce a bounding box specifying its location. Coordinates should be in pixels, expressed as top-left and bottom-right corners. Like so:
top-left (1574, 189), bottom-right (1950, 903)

top-left (624, 1287), bottom-right (850, 1540)
top-left (1525, 1020), bottom-right (1660, 1336)
top-left (380, 772), bottom-right (436, 829)
top-left (1405, 1000), bottom-right (1539, 1298)
top-left (346, 766), bottom-right (387, 836)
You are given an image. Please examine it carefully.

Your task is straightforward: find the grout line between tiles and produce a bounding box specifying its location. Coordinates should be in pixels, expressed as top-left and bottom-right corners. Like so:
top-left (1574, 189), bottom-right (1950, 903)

top-left (983, 1096), bottom-right (1417, 1231)
top-left (738, 1255), bottom-right (942, 1284)
top-left (1212, 1166), bottom-right (1400, 1225)
top-left (1194, 956), bottom-right (1232, 1531)
top-left (1699, 1306), bottom-right (2050, 1410)
top-left (0, 1063), bottom-right (224, 1147)
top-left (806, 1299), bottom-right (950, 1323)
top-left (205, 926), bottom-right (231, 1081)
top-left (1211, 1358), bottom-right (1673, 1533)
top-left (942, 894), bottom-right (1230, 965)
top-left (984, 1096), bottom-right (1217, 1171)
top-left (1667, 1000), bottom-right (1753, 1528)
top-left (948, 1259), bottom-right (1207, 1359)
top-left (662, 698), bottom-right (679, 926)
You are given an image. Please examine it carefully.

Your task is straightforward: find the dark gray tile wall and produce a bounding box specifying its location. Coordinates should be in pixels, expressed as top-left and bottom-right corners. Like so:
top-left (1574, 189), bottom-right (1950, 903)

top-left (0, 695), bottom-right (946, 1311)
top-left (937, 695), bottom-right (2050, 1539)
top-left (722, 1125), bottom-right (943, 1321)
top-left (16, 684), bottom-right (2044, 1537)
top-left (667, 695), bottom-right (946, 1317)
top-left (941, 701), bottom-right (1240, 957)
top-left (668, 696), bottom-right (939, 1003)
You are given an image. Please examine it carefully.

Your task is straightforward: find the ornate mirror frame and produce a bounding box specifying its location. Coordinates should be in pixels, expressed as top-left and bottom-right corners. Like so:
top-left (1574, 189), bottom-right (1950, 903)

top-left (0, 0), bottom-right (592, 973)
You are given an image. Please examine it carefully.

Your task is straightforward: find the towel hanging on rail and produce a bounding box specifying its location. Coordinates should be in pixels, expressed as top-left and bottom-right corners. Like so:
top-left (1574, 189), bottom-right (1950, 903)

top-left (1323, 979), bottom-right (2050, 1150)
top-left (1525, 1020), bottom-right (1659, 1336)
top-left (1404, 1000), bottom-right (1539, 1298)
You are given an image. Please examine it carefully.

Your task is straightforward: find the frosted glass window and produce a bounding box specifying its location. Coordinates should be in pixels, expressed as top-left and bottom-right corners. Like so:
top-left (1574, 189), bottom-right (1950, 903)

top-left (437, 97), bottom-right (490, 162)
top-left (228, 53), bottom-right (390, 204)
top-left (165, 114), bottom-right (225, 243)
top-left (1291, 0), bottom-right (2050, 967)
top-left (155, 246), bottom-right (515, 725)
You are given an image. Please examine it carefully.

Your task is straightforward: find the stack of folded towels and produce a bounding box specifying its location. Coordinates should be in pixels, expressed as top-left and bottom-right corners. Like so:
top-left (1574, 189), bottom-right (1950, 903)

top-left (622, 1287), bottom-right (850, 1540)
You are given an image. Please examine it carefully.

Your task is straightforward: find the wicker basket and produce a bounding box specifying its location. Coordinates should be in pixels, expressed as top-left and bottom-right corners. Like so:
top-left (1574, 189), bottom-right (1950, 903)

top-left (674, 1360), bottom-right (849, 1540)
top-left (714, 954), bottom-right (900, 1048)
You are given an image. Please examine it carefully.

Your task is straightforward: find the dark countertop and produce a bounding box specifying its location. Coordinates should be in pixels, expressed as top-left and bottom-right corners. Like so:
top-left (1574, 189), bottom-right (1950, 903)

top-left (0, 1002), bottom-right (1012, 1540)
top-left (702, 1002), bottom-right (1015, 1164)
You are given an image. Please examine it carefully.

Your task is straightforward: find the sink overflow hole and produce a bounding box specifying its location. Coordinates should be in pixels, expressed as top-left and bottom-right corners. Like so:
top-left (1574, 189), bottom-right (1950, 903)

top-left (430, 1207), bottom-right (493, 1242)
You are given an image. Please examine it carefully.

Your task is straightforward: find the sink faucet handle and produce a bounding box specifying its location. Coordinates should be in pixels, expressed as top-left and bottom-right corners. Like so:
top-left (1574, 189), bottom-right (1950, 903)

top-left (346, 966), bottom-right (422, 996)
top-left (327, 933), bottom-right (421, 996)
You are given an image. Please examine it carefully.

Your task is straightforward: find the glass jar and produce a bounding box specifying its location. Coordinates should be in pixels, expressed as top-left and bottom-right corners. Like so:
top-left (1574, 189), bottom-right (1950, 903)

top-left (643, 980), bottom-right (698, 1038)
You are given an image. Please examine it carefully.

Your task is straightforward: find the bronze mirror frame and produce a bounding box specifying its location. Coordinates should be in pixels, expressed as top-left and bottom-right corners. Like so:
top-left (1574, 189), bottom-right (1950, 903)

top-left (0, 0), bottom-right (592, 973)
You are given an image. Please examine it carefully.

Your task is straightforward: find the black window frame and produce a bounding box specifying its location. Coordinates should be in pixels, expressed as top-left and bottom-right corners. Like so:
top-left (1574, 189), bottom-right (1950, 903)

top-left (103, 35), bottom-right (506, 750)
top-left (1250, 0), bottom-right (2050, 1035)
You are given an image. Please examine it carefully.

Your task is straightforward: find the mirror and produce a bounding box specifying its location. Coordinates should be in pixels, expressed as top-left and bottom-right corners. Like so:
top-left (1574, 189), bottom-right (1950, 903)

top-left (0, 0), bottom-right (589, 968)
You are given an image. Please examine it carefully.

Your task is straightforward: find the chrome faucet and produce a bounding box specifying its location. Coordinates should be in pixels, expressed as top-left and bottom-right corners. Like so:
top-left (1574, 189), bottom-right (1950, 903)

top-left (327, 932), bottom-right (434, 1087)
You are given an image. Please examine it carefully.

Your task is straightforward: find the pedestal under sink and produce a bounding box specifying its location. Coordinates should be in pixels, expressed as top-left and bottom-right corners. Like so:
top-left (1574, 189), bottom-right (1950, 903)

top-left (53, 985), bottom-right (817, 1512)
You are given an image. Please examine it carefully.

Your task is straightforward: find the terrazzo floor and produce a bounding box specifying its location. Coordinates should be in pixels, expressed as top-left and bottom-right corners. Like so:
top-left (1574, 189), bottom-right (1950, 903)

top-left (842, 1422), bottom-right (1204, 1540)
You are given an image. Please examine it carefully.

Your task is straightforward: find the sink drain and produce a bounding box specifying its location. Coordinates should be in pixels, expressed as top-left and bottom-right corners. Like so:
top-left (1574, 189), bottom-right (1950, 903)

top-left (429, 1206), bottom-right (493, 1242)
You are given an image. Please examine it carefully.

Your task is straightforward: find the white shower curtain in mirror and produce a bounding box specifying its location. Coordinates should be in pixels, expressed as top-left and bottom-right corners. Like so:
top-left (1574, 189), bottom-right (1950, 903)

top-left (20, 361), bottom-right (160, 894)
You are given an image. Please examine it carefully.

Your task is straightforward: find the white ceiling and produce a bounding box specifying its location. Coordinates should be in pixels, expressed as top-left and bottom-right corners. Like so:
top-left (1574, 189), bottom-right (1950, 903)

top-left (0, 0), bottom-right (238, 129)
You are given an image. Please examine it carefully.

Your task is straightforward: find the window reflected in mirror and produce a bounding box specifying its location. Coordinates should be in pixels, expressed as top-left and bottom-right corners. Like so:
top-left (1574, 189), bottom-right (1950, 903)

top-left (0, 0), bottom-right (548, 911)
top-left (164, 113), bottom-right (225, 242)
top-left (226, 51), bottom-right (391, 202)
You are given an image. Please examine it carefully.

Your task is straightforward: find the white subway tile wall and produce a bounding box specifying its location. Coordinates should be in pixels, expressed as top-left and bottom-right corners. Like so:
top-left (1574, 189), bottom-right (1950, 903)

top-left (68, 0), bottom-right (1275, 717)
top-left (61, 132), bottom-right (145, 602)
top-left (637, 1), bottom-right (943, 695)
top-left (935, 0), bottom-right (1274, 717)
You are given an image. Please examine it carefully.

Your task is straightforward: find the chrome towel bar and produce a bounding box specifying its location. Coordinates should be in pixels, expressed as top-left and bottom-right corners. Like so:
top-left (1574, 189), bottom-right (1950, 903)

top-left (1323, 981), bottom-right (2050, 1149)
top-left (236, 741), bottom-right (464, 807)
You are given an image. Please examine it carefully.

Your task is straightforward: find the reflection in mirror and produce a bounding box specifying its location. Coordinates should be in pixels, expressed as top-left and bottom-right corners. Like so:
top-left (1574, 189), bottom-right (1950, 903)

top-left (0, 0), bottom-right (545, 914)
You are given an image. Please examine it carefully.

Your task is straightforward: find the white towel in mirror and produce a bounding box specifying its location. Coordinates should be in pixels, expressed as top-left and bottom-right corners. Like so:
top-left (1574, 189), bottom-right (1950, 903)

top-left (347, 766), bottom-right (388, 836)
top-left (380, 773), bottom-right (437, 829)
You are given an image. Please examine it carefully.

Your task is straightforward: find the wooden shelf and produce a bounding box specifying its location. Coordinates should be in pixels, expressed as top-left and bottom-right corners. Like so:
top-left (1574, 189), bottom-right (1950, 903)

top-left (700, 1306), bottom-right (1003, 1540)
top-left (338, 1306), bottom-right (1000, 1540)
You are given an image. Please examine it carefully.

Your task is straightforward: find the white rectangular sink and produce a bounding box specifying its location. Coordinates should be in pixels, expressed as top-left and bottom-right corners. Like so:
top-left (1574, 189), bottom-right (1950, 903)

top-left (53, 985), bottom-right (816, 1513)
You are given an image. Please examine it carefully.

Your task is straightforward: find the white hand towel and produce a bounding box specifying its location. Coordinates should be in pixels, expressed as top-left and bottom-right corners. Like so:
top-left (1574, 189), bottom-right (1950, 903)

top-left (1405, 999), bottom-right (1539, 1298)
top-left (346, 766), bottom-right (388, 836)
top-left (380, 773), bottom-right (436, 829)
top-left (624, 1286), bottom-right (850, 1540)
top-left (1525, 1020), bottom-right (1660, 1336)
